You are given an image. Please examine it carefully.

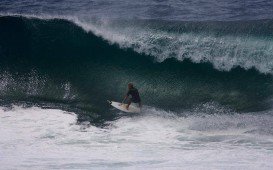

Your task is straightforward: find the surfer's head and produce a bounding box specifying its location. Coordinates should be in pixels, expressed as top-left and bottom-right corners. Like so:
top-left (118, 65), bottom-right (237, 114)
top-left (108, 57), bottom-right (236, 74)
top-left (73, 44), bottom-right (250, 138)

top-left (128, 83), bottom-right (134, 89)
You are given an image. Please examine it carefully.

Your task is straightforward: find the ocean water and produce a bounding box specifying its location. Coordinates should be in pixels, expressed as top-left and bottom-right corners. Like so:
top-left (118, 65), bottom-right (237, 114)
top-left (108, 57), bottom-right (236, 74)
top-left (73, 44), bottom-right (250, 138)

top-left (1, 0), bottom-right (273, 169)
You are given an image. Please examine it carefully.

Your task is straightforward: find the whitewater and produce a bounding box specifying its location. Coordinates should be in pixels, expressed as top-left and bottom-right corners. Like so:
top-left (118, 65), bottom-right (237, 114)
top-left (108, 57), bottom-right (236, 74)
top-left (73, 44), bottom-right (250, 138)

top-left (1, 106), bottom-right (273, 169)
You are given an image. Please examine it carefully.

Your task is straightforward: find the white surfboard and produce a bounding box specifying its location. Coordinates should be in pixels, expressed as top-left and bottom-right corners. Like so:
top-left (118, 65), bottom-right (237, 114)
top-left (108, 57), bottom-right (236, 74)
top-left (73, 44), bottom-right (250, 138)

top-left (108, 100), bottom-right (141, 113)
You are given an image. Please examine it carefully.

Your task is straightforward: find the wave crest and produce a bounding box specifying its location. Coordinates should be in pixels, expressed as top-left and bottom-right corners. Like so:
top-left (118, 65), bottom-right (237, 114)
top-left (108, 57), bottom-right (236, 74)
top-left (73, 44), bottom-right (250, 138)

top-left (1, 13), bottom-right (273, 73)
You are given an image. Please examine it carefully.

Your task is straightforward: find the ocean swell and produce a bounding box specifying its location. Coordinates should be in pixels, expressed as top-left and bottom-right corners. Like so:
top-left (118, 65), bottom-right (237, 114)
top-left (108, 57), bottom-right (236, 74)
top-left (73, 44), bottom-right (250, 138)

top-left (0, 15), bottom-right (273, 115)
top-left (2, 14), bottom-right (273, 73)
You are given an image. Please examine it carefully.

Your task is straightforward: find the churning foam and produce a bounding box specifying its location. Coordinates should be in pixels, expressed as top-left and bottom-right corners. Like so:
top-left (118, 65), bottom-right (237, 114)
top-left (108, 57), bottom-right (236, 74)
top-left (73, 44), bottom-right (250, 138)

top-left (1, 105), bottom-right (273, 169)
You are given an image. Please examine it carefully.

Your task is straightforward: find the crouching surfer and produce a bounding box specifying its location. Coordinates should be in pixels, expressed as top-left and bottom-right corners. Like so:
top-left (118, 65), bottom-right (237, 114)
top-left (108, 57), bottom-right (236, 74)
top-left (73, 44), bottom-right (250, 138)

top-left (121, 83), bottom-right (142, 110)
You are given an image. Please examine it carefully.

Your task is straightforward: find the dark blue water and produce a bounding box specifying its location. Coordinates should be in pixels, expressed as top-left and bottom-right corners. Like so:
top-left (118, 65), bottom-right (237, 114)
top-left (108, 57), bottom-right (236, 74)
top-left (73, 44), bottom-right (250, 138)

top-left (1, 0), bottom-right (273, 21)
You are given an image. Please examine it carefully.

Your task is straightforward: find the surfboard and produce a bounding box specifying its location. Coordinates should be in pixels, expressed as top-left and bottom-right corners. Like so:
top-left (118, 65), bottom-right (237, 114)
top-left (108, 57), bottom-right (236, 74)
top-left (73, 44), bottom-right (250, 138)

top-left (108, 100), bottom-right (141, 113)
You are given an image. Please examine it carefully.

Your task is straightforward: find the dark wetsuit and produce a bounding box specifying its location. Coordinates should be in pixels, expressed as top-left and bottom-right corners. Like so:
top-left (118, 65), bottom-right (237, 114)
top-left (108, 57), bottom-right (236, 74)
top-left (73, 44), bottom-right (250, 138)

top-left (127, 87), bottom-right (141, 103)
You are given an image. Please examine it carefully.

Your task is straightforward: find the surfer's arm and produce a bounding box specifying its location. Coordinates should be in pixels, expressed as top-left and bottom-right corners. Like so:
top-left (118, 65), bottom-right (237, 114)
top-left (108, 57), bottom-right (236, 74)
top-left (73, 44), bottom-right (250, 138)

top-left (122, 95), bottom-right (128, 104)
top-left (122, 90), bottom-right (131, 103)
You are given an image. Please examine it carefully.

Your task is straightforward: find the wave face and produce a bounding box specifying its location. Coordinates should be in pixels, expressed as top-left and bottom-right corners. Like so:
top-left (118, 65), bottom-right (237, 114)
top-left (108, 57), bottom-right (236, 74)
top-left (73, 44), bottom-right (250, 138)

top-left (1, 16), bottom-right (273, 121)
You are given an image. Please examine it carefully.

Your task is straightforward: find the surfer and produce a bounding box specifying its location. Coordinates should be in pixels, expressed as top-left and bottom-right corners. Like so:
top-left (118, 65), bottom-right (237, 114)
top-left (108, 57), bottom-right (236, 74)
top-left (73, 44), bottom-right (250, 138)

top-left (122, 83), bottom-right (141, 110)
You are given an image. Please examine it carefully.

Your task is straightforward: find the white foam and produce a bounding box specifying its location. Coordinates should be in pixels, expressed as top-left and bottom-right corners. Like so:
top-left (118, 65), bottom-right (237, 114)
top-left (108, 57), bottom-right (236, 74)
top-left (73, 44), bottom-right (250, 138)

top-left (1, 105), bottom-right (273, 169)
